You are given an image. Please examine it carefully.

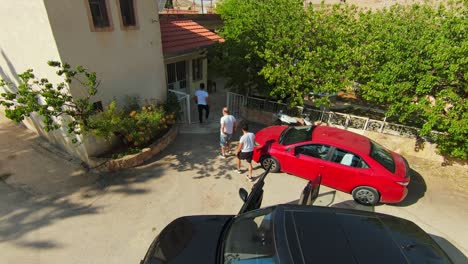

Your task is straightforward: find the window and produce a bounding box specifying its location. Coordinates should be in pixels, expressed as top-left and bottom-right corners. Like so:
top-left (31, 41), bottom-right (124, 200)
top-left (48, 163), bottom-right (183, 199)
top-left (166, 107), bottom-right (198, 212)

top-left (192, 58), bottom-right (203, 81)
top-left (92, 101), bottom-right (103, 112)
top-left (295, 144), bottom-right (330, 160)
top-left (89, 0), bottom-right (110, 27)
top-left (370, 141), bottom-right (395, 172)
top-left (279, 126), bottom-right (314, 145)
top-left (166, 61), bottom-right (187, 90)
top-left (86, 0), bottom-right (113, 31)
top-left (118, 0), bottom-right (138, 29)
top-left (224, 207), bottom-right (277, 263)
top-left (331, 148), bottom-right (369, 168)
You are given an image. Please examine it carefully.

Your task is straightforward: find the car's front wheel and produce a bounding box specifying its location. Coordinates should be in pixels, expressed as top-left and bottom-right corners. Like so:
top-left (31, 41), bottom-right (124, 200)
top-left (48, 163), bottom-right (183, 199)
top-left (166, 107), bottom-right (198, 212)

top-left (352, 186), bottom-right (380, 206)
top-left (260, 156), bottom-right (280, 173)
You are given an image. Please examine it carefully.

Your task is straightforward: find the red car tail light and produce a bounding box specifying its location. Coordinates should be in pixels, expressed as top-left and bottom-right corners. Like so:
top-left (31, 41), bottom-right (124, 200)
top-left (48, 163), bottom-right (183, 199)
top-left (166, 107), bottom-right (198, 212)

top-left (396, 181), bottom-right (409, 186)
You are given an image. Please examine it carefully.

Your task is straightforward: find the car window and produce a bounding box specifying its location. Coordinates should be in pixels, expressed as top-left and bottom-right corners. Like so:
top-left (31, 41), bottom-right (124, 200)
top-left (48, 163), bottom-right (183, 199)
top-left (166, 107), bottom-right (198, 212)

top-left (331, 148), bottom-right (369, 168)
top-left (280, 126), bottom-right (314, 145)
top-left (370, 141), bottom-right (395, 173)
top-left (224, 208), bottom-right (277, 264)
top-left (295, 144), bottom-right (330, 160)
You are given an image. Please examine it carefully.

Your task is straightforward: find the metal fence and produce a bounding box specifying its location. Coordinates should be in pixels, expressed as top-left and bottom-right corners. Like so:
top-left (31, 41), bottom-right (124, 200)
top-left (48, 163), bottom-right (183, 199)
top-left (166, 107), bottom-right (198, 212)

top-left (168, 89), bottom-right (191, 124)
top-left (226, 92), bottom-right (245, 118)
top-left (227, 92), bottom-right (424, 138)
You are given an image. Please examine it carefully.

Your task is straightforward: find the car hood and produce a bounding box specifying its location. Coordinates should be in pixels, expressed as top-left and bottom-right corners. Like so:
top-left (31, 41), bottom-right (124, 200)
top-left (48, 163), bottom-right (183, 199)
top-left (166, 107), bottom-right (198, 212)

top-left (142, 215), bottom-right (232, 264)
top-left (255, 125), bottom-right (288, 145)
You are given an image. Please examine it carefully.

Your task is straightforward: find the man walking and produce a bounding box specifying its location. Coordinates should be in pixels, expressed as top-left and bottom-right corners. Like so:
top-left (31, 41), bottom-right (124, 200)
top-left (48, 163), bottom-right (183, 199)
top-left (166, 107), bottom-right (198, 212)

top-left (235, 123), bottom-right (255, 182)
top-left (220, 107), bottom-right (237, 158)
top-left (193, 83), bottom-right (209, 123)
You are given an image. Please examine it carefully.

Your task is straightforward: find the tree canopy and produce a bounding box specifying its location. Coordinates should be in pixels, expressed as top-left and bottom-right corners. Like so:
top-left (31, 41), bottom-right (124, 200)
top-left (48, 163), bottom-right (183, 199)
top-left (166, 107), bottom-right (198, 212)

top-left (215, 0), bottom-right (467, 159)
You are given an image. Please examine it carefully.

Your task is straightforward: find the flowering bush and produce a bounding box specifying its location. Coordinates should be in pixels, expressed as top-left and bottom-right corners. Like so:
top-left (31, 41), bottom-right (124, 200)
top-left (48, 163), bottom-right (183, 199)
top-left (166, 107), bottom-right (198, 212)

top-left (88, 98), bottom-right (176, 148)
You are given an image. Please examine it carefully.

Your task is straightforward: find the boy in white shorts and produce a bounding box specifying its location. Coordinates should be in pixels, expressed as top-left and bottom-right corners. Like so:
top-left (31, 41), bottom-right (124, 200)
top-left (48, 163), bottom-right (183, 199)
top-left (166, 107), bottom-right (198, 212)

top-left (220, 107), bottom-right (237, 158)
top-left (235, 123), bottom-right (255, 181)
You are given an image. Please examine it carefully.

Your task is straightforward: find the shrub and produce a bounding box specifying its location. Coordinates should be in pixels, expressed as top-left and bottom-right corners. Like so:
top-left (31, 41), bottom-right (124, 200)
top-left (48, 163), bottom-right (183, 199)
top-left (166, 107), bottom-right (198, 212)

top-left (165, 92), bottom-right (182, 120)
top-left (88, 98), bottom-right (176, 148)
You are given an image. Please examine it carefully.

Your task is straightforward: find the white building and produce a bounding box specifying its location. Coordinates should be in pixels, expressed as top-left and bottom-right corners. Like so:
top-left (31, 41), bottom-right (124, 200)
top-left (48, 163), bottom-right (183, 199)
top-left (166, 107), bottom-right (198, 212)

top-left (0, 0), bottom-right (167, 162)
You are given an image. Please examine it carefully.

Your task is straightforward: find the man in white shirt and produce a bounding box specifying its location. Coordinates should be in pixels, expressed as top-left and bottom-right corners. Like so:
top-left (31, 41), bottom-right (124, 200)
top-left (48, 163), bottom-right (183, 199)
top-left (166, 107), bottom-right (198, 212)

top-left (235, 123), bottom-right (255, 181)
top-left (220, 107), bottom-right (237, 158)
top-left (193, 83), bottom-right (209, 123)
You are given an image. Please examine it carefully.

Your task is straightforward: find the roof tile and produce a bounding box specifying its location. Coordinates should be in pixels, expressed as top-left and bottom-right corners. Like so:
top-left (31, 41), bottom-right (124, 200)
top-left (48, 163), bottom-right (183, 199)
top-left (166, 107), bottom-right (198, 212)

top-left (160, 20), bottom-right (224, 55)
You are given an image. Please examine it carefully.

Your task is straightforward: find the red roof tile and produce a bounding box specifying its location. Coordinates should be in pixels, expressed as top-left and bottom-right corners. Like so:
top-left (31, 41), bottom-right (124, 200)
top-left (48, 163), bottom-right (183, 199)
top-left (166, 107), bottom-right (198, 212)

top-left (160, 20), bottom-right (224, 55)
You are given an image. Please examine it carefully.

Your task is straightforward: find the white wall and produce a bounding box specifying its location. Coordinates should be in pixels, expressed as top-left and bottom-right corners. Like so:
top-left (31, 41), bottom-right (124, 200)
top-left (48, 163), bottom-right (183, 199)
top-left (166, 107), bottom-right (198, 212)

top-left (0, 0), bottom-right (92, 162)
top-left (0, 0), bottom-right (62, 87)
top-left (0, 0), bottom-right (168, 163)
top-left (43, 0), bottom-right (167, 106)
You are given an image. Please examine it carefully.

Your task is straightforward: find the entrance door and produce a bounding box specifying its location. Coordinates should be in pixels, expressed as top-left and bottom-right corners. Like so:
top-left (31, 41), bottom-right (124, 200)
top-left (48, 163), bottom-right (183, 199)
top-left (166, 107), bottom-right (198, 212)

top-left (166, 61), bottom-right (187, 93)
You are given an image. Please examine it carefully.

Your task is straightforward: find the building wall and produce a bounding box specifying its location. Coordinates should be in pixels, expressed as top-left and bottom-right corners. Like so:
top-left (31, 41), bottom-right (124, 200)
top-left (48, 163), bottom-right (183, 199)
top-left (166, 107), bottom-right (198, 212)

top-left (0, 0), bottom-right (168, 163)
top-left (0, 0), bottom-right (62, 87)
top-left (0, 0), bottom-right (92, 161)
top-left (43, 0), bottom-right (167, 106)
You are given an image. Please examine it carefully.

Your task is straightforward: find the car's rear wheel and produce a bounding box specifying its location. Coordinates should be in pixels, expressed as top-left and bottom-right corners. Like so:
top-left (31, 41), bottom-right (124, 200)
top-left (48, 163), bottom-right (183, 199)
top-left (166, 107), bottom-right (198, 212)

top-left (260, 156), bottom-right (280, 173)
top-left (352, 186), bottom-right (380, 206)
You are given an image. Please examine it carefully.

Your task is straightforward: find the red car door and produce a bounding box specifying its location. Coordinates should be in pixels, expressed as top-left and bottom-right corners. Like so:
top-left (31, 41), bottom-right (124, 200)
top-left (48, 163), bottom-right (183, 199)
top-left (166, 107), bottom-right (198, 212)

top-left (321, 148), bottom-right (374, 192)
top-left (281, 144), bottom-right (332, 184)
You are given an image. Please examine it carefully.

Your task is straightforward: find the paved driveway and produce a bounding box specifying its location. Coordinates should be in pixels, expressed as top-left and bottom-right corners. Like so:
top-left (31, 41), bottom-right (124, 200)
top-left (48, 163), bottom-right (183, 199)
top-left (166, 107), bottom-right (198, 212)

top-left (0, 118), bottom-right (467, 263)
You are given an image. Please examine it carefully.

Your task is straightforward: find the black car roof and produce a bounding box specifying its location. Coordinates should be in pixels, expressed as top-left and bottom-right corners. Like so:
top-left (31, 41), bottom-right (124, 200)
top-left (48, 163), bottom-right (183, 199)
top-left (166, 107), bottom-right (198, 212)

top-left (273, 205), bottom-right (452, 264)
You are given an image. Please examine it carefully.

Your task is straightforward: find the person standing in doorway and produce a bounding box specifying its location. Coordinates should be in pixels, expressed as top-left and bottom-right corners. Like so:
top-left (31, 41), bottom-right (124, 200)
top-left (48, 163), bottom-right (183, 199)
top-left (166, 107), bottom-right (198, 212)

top-left (235, 123), bottom-right (255, 182)
top-left (220, 107), bottom-right (237, 159)
top-left (193, 83), bottom-right (209, 123)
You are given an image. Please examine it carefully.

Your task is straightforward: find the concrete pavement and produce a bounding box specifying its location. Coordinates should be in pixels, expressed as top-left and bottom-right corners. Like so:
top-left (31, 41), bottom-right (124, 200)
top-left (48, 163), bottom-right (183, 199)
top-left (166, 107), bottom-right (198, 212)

top-left (0, 81), bottom-right (467, 263)
top-left (1, 119), bottom-right (467, 263)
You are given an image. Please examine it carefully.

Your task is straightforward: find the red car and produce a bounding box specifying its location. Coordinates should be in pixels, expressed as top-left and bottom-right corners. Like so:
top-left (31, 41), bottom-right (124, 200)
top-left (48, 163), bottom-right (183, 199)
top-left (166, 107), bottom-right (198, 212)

top-left (253, 125), bottom-right (411, 205)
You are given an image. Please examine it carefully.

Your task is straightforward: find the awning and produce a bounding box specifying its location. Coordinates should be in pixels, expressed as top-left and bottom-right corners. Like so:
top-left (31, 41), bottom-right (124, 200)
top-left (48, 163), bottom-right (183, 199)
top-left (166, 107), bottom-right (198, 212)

top-left (160, 20), bottom-right (224, 56)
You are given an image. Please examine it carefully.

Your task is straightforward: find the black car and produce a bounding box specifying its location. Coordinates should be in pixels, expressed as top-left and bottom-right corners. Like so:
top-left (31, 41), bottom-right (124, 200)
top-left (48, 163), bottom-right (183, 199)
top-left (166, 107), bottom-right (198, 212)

top-left (141, 168), bottom-right (453, 264)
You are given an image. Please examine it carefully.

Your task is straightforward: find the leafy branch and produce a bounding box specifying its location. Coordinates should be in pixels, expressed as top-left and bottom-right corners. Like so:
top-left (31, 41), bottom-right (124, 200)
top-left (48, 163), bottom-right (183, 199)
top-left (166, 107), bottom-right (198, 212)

top-left (0, 61), bottom-right (100, 143)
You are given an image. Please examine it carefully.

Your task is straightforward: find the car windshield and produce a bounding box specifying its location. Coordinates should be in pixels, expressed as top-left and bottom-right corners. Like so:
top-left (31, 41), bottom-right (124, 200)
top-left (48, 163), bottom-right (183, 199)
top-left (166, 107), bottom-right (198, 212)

top-left (280, 126), bottom-right (314, 145)
top-left (223, 207), bottom-right (277, 264)
top-left (370, 141), bottom-right (395, 173)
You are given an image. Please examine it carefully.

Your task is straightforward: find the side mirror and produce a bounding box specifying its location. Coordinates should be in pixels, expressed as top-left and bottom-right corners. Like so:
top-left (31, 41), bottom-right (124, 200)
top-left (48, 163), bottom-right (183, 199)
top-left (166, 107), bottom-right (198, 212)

top-left (237, 165), bottom-right (271, 215)
top-left (298, 175), bottom-right (322, 206)
top-left (292, 147), bottom-right (298, 157)
top-left (239, 188), bottom-right (248, 202)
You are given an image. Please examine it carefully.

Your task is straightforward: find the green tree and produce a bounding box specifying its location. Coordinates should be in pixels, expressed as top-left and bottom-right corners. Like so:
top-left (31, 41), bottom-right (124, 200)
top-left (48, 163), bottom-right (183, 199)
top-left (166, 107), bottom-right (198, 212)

top-left (216, 0), bottom-right (467, 159)
top-left (216, 0), bottom-right (361, 106)
top-left (0, 61), bottom-right (99, 143)
top-left (349, 3), bottom-right (467, 159)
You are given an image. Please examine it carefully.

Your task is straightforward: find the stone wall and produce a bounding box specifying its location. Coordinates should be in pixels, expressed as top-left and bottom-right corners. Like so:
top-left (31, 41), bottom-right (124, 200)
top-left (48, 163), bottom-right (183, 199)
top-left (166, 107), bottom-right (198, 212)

top-left (90, 125), bottom-right (178, 171)
top-left (240, 107), bottom-right (276, 126)
top-left (363, 130), bottom-right (444, 163)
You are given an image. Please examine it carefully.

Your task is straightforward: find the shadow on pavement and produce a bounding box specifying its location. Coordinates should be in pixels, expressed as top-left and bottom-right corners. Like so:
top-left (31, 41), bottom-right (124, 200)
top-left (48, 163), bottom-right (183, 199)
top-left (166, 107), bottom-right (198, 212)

top-left (331, 200), bottom-right (375, 212)
top-left (143, 122), bottom-right (268, 181)
top-left (0, 166), bottom-right (167, 250)
top-left (430, 234), bottom-right (467, 264)
top-left (0, 184), bottom-right (99, 249)
top-left (392, 168), bottom-right (427, 207)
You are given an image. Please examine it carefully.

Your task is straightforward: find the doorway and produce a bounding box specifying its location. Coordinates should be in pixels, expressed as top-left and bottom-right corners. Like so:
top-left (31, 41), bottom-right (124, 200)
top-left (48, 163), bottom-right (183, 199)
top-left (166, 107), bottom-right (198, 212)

top-left (166, 61), bottom-right (187, 93)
